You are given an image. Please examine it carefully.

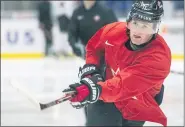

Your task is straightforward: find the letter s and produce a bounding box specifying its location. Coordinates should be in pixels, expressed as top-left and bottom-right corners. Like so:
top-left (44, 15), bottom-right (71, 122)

top-left (24, 31), bottom-right (34, 44)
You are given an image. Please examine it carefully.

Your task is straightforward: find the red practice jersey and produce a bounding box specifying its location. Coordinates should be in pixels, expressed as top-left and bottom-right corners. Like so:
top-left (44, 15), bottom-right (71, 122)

top-left (85, 22), bottom-right (171, 126)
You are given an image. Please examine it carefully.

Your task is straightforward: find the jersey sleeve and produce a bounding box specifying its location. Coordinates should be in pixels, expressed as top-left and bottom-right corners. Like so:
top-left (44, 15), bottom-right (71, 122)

top-left (85, 25), bottom-right (108, 66)
top-left (98, 53), bottom-right (171, 102)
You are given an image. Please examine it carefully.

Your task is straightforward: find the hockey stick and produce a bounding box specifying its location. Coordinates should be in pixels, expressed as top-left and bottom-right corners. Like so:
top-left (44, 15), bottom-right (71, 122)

top-left (9, 79), bottom-right (76, 110)
top-left (39, 90), bottom-right (76, 110)
top-left (170, 70), bottom-right (184, 75)
top-left (9, 79), bottom-right (41, 110)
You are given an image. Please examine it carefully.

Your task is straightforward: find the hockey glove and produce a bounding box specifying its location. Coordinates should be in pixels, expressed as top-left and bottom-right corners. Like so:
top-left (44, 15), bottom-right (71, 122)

top-left (63, 74), bottom-right (103, 109)
top-left (78, 64), bottom-right (101, 80)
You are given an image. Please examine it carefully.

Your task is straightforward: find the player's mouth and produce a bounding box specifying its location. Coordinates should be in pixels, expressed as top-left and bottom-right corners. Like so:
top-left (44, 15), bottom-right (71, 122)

top-left (133, 34), bottom-right (141, 38)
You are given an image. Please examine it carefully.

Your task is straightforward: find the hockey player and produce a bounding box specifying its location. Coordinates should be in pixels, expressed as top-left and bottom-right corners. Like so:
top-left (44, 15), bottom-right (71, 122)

top-left (68, 0), bottom-right (117, 58)
top-left (50, 1), bottom-right (78, 57)
top-left (37, 1), bottom-right (53, 56)
top-left (63, 0), bottom-right (171, 126)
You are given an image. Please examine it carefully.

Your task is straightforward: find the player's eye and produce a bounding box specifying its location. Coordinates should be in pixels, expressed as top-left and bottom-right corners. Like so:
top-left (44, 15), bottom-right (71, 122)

top-left (132, 21), bottom-right (138, 26)
top-left (142, 25), bottom-right (147, 29)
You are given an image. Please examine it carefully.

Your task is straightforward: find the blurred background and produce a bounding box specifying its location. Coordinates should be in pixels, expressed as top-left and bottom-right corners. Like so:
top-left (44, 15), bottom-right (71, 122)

top-left (1, 0), bottom-right (184, 126)
top-left (1, 1), bottom-right (184, 58)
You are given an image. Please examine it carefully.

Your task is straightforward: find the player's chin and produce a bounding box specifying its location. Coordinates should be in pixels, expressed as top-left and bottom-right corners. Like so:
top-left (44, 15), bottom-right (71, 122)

top-left (133, 42), bottom-right (143, 45)
top-left (131, 39), bottom-right (143, 45)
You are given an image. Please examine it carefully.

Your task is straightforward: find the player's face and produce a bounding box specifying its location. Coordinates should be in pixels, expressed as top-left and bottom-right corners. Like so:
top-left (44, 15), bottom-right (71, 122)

top-left (130, 29), bottom-right (153, 45)
top-left (128, 19), bottom-right (159, 45)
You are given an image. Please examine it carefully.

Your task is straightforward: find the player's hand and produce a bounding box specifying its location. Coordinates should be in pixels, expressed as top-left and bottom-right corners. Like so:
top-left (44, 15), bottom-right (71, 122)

top-left (63, 74), bottom-right (103, 109)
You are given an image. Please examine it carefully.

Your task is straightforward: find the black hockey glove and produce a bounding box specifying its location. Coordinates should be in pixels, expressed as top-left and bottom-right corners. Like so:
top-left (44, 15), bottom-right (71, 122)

top-left (78, 64), bottom-right (101, 80)
top-left (63, 74), bottom-right (103, 109)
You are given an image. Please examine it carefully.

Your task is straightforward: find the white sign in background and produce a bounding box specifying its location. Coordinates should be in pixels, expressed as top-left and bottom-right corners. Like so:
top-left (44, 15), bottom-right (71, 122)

top-left (1, 18), bottom-right (183, 54)
top-left (1, 19), bottom-right (45, 53)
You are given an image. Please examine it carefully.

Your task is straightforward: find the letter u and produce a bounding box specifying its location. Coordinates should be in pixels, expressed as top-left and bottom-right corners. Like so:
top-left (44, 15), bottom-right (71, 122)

top-left (7, 31), bottom-right (18, 44)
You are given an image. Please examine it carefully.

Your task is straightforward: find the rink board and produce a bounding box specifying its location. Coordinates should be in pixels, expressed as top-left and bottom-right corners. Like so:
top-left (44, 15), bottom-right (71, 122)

top-left (1, 53), bottom-right (184, 61)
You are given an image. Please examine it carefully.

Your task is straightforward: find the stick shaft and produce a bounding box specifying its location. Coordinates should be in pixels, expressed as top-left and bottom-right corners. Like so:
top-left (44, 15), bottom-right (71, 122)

top-left (170, 70), bottom-right (184, 75)
top-left (10, 79), bottom-right (76, 110)
top-left (39, 93), bottom-right (75, 110)
top-left (9, 79), bottom-right (41, 109)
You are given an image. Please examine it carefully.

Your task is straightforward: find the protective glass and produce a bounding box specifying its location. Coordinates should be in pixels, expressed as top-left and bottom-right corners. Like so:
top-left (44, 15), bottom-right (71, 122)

top-left (127, 18), bottom-right (160, 34)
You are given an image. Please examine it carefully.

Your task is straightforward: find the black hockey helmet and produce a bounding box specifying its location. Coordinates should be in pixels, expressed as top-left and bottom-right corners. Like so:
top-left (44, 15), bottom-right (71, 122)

top-left (126, 0), bottom-right (164, 23)
top-left (126, 0), bottom-right (164, 34)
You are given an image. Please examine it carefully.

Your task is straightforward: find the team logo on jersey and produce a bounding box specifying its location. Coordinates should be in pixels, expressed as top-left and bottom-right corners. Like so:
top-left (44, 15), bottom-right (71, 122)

top-left (94, 15), bottom-right (100, 22)
top-left (111, 67), bottom-right (120, 76)
top-left (77, 15), bottom-right (84, 20)
top-left (132, 96), bottom-right (138, 100)
top-left (105, 40), bottom-right (114, 46)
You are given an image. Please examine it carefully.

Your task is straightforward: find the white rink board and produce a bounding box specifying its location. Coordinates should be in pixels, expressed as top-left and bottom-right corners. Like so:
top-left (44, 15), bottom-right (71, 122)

top-left (1, 19), bottom-right (45, 53)
top-left (1, 18), bottom-right (183, 55)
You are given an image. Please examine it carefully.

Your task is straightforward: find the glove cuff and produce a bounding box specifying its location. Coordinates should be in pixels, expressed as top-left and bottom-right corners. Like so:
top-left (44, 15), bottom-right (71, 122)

top-left (96, 84), bottom-right (102, 96)
top-left (78, 64), bottom-right (100, 79)
top-left (80, 77), bottom-right (102, 103)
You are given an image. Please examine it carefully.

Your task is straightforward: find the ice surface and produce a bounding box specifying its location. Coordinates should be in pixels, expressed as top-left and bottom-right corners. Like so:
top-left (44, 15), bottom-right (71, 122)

top-left (1, 58), bottom-right (86, 126)
top-left (1, 57), bottom-right (183, 126)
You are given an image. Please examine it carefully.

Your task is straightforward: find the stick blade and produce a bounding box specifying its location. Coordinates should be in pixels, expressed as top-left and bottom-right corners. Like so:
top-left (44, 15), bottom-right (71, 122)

top-left (9, 79), bottom-right (41, 110)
